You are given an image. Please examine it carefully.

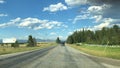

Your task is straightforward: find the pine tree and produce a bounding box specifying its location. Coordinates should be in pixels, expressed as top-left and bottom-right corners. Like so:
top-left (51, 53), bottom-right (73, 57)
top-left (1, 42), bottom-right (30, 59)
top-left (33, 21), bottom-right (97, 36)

top-left (66, 35), bottom-right (74, 44)
top-left (27, 35), bottom-right (34, 47)
top-left (56, 37), bottom-right (61, 44)
top-left (66, 25), bottom-right (120, 45)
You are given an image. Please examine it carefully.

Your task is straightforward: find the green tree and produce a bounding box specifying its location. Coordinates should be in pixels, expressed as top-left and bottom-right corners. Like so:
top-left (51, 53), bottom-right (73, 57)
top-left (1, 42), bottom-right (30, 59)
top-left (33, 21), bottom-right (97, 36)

top-left (72, 31), bottom-right (79, 43)
top-left (56, 37), bottom-right (61, 44)
top-left (33, 38), bottom-right (37, 46)
top-left (66, 35), bottom-right (74, 44)
top-left (27, 35), bottom-right (34, 47)
top-left (66, 24), bottom-right (120, 45)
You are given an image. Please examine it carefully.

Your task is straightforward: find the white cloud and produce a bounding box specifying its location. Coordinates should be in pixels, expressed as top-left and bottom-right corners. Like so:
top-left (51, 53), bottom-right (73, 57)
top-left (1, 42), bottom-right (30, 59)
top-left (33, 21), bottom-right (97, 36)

top-left (74, 18), bottom-right (120, 31)
top-left (91, 15), bottom-right (103, 23)
top-left (73, 14), bottom-right (90, 24)
top-left (88, 4), bottom-right (111, 15)
top-left (65, 0), bottom-right (120, 31)
top-left (0, 17), bottom-right (64, 30)
top-left (93, 18), bottom-right (120, 30)
top-left (88, 6), bottom-right (102, 13)
top-left (62, 24), bottom-right (68, 28)
top-left (50, 32), bottom-right (57, 35)
top-left (65, 0), bottom-right (87, 6)
top-left (11, 17), bottom-right (21, 23)
top-left (0, 0), bottom-right (5, 3)
top-left (19, 18), bottom-right (62, 30)
top-left (0, 17), bottom-right (21, 28)
top-left (58, 35), bottom-right (66, 40)
top-left (94, 22), bottom-right (110, 30)
top-left (72, 4), bottom-right (111, 24)
top-left (65, 0), bottom-right (120, 20)
top-left (19, 17), bottom-right (42, 27)
top-left (0, 14), bottom-right (8, 17)
top-left (43, 3), bottom-right (68, 12)
top-left (68, 31), bottom-right (73, 35)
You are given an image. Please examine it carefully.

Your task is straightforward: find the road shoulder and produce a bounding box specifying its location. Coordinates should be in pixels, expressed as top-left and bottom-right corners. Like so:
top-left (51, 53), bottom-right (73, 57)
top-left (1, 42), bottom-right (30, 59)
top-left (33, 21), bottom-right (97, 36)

top-left (68, 46), bottom-right (120, 68)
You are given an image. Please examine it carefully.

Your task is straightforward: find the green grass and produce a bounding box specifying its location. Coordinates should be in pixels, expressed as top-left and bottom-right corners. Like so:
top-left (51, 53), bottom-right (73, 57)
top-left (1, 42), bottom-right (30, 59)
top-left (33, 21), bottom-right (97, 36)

top-left (69, 44), bottom-right (120, 59)
top-left (0, 42), bottom-right (57, 55)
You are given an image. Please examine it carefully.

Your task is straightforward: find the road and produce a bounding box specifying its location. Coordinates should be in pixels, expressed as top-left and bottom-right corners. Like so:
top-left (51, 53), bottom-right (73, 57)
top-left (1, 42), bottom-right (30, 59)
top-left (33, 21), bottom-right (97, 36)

top-left (0, 45), bottom-right (120, 68)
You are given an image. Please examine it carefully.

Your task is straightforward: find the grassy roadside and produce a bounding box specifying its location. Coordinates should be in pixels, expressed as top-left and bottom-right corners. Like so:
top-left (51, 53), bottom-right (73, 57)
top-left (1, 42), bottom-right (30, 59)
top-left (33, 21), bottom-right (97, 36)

top-left (0, 42), bottom-right (57, 55)
top-left (69, 44), bottom-right (120, 60)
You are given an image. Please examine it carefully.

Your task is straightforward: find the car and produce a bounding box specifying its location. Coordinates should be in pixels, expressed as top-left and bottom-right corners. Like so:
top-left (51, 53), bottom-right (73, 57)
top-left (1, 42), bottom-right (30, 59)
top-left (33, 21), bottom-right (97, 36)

top-left (61, 41), bottom-right (65, 46)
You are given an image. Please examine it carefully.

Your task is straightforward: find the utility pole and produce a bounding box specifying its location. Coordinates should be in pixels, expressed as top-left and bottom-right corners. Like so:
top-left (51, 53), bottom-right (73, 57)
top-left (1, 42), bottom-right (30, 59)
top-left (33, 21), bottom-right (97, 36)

top-left (103, 41), bottom-right (109, 55)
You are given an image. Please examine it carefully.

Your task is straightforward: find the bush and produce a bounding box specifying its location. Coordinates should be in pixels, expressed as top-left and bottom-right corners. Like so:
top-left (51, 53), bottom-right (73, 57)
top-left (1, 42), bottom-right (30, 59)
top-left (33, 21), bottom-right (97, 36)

top-left (11, 41), bottom-right (19, 48)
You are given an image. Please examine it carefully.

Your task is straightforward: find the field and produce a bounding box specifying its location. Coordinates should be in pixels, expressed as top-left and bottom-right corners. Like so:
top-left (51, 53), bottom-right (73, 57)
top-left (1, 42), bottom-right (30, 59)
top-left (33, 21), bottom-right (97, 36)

top-left (0, 42), bottom-right (57, 55)
top-left (69, 44), bottom-right (120, 59)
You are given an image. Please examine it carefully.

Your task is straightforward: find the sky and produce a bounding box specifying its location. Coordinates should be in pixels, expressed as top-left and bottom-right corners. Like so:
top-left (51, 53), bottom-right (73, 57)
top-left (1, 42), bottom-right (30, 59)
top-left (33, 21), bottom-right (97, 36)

top-left (0, 0), bottom-right (120, 40)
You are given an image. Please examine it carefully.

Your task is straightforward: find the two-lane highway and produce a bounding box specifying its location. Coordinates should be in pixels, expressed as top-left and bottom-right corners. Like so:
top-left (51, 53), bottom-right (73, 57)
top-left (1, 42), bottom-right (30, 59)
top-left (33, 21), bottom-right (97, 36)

top-left (0, 45), bottom-right (120, 68)
top-left (24, 45), bottom-right (104, 68)
top-left (0, 46), bottom-right (55, 68)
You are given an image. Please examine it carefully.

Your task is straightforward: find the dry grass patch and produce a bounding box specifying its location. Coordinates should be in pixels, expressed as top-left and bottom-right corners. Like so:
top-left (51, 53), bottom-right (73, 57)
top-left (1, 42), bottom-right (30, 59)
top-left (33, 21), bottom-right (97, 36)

top-left (0, 42), bottom-right (56, 55)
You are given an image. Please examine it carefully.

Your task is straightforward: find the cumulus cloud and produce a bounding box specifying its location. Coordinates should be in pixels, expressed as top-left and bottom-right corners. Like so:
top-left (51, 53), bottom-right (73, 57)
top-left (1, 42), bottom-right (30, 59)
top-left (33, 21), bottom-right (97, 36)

top-left (43, 3), bottom-right (68, 12)
top-left (73, 14), bottom-right (90, 23)
top-left (0, 18), bottom-right (21, 28)
top-left (0, 0), bottom-right (5, 3)
top-left (94, 22), bottom-right (110, 30)
top-left (66, 0), bottom-right (120, 18)
top-left (50, 32), bottom-right (57, 35)
top-left (18, 18), bottom-right (62, 30)
top-left (19, 18), bottom-right (42, 27)
top-left (91, 15), bottom-right (102, 23)
top-left (68, 31), bottom-right (73, 35)
top-left (0, 17), bottom-right (66, 30)
top-left (65, 0), bottom-right (120, 6)
top-left (88, 4), bottom-right (111, 16)
top-left (73, 17), bottom-right (120, 31)
top-left (92, 18), bottom-right (120, 30)
top-left (67, 0), bottom-right (120, 30)
top-left (65, 0), bottom-right (87, 6)
top-left (0, 13), bottom-right (8, 17)
top-left (88, 0), bottom-right (120, 19)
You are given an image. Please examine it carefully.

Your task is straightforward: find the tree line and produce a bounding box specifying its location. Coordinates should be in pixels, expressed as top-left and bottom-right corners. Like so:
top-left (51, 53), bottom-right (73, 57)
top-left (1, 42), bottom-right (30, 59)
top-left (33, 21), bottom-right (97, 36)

top-left (66, 25), bottom-right (120, 45)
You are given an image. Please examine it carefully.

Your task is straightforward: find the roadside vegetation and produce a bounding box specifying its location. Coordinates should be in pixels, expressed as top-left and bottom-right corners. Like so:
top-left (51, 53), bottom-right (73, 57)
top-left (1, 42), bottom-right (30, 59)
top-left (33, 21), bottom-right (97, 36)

top-left (66, 25), bottom-right (120, 59)
top-left (0, 35), bottom-right (57, 55)
top-left (69, 44), bottom-right (120, 59)
top-left (0, 42), bottom-right (56, 55)
top-left (66, 25), bottom-right (120, 45)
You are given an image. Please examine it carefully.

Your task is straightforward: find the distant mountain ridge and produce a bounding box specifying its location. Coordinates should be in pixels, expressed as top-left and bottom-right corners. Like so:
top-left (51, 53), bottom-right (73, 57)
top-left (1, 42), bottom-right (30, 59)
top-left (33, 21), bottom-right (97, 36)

top-left (0, 39), bottom-right (54, 43)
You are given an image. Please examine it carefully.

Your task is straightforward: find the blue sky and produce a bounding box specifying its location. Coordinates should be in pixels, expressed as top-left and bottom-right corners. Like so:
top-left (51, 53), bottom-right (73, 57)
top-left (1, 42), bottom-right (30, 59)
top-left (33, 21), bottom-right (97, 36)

top-left (0, 0), bottom-right (120, 40)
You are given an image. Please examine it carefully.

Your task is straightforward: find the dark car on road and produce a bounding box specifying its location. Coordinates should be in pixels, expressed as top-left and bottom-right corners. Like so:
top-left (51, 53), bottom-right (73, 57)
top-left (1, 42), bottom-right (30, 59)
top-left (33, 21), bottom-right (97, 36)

top-left (61, 41), bottom-right (65, 46)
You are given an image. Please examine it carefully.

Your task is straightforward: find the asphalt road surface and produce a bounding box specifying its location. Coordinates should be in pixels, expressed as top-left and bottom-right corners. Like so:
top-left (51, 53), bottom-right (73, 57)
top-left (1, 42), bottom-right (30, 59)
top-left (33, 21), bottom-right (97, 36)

top-left (0, 45), bottom-right (120, 68)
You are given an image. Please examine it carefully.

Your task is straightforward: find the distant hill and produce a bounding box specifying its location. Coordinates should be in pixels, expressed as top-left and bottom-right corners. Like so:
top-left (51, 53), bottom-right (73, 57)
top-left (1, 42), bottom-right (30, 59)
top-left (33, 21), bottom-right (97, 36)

top-left (18, 39), bottom-right (54, 43)
top-left (17, 40), bottom-right (27, 43)
top-left (0, 39), bottom-right (54, 44)
top-left (36, 39), bottom-right (54, 42)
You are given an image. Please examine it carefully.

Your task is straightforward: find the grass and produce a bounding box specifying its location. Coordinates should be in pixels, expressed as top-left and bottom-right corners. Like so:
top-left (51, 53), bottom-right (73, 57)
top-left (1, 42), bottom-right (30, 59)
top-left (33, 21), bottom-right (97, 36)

top-left (69, 44), bottom-right (120, 60)
top-left (0, 42), bottom-right (57, 55)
